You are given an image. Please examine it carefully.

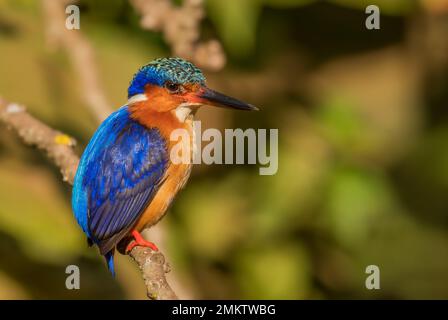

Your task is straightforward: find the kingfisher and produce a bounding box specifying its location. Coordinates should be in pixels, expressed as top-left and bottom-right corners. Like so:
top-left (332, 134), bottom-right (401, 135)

top-left (72, 57), bottom-right (257, 275)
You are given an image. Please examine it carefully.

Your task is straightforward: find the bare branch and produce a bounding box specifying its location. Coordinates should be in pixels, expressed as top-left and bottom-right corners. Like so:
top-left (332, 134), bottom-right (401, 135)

top-left (0, 98), bottom-right (79, 184)
top-left (130, 0), bottom-right (226, 71)
top-left (0, 96), bottom-right (178, 300)
top-left (128, 247), bottom-right (178, 300)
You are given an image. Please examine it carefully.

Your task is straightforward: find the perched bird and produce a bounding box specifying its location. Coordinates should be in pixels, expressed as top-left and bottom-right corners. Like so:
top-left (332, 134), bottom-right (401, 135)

top-left (72, 57), bottom-right (257, 275)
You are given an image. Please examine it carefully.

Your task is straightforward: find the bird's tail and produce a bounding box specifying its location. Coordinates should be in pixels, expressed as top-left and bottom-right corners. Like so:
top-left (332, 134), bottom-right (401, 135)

top-left (104, 250), bottom-right (115, 277)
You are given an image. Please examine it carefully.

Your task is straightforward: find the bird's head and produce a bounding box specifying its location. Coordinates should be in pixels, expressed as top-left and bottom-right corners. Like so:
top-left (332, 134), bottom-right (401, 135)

top-left (127, 58), bottom-right (257, 122)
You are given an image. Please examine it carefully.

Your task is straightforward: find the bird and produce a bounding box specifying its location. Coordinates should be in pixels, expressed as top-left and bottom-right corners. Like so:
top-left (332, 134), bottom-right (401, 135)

top-left (72, 57), bottom-right (257, 275)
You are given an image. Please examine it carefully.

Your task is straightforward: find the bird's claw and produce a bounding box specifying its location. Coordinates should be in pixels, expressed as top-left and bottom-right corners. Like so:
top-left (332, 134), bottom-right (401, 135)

top-left (125, 230), bottom-right (159, 253)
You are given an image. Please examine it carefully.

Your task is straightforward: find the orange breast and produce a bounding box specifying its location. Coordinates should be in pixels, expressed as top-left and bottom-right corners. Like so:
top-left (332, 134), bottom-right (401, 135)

top-left (134, 161), bottom-right (192, 230)
top-left (129, 102), bottom-right (195, 231)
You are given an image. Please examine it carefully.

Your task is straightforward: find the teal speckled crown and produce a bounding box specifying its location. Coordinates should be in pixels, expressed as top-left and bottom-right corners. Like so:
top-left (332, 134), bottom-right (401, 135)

top-left (128, 57), bottom-right (206, 98)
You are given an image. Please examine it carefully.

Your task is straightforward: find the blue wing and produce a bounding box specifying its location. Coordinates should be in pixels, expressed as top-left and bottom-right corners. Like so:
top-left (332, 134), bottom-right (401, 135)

top-left (72, 106), bottom-right (168, 259)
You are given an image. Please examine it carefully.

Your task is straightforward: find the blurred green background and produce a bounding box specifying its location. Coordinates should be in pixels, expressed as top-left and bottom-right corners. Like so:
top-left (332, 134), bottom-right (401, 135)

top-left (1, 0), bottom-right (448, 299)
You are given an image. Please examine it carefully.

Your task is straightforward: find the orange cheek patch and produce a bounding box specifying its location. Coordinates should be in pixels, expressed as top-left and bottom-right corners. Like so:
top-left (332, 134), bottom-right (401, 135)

top-left (143, 84), bottom-right (182, 112)
top-left (129, 106), bottom-right (181, 141)
top-left (128, 83), bottom-right (196, 142)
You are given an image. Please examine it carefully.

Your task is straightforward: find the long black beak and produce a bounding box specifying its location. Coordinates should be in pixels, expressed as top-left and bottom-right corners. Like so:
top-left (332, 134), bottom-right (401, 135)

top-left (198, 87), bottom-right (258, 111)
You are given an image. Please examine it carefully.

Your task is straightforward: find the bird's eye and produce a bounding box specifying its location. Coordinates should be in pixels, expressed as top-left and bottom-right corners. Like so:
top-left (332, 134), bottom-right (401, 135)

top-left (165, 81), bottom-right (180, 93)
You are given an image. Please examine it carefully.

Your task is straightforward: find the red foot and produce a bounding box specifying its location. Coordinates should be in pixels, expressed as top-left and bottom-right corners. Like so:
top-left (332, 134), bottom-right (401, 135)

top-left (125, 230), bottom-right (159, 253)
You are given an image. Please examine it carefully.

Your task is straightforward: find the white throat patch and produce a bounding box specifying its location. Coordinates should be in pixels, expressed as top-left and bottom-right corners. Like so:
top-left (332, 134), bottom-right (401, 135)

top-left (175, 103), bottom-right (202, 122)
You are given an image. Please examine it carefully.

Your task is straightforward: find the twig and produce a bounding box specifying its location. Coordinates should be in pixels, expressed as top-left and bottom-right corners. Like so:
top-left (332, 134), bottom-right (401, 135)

top-left (0, 98), bottom-right (79, 184)
top-left (130, 0), bottom-right (226, 71)
top-left (0, 97), bottom-right (178, 300)
top-left (128, 247), bottom-right (178, 300)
